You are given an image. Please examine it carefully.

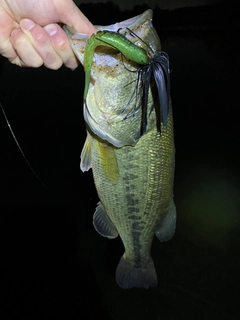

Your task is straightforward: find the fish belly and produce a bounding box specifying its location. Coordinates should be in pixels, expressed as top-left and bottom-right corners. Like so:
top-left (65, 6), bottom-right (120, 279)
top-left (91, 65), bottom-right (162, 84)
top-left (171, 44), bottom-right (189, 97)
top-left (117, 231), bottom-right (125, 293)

top-left (87, 106), bottom-right (176, 289)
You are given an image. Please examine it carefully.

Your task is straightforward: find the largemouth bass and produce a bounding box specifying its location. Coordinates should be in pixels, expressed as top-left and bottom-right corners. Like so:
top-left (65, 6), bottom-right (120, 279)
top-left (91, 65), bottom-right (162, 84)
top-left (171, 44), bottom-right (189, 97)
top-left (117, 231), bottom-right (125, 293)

top-left (64, 9), bottom-right (176, 289)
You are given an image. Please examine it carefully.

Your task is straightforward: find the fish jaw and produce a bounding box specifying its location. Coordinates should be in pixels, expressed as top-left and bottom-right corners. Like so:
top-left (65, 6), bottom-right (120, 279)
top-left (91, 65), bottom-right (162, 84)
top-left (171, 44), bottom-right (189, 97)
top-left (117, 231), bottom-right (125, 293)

top-left (64, 9), bottom-right (161, 147)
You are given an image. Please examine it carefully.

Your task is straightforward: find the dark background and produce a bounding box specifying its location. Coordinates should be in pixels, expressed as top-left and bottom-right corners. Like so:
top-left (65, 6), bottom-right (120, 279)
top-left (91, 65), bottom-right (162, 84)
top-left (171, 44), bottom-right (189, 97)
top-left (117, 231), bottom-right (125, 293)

top-left (1, 1), bottom-right (239, 319)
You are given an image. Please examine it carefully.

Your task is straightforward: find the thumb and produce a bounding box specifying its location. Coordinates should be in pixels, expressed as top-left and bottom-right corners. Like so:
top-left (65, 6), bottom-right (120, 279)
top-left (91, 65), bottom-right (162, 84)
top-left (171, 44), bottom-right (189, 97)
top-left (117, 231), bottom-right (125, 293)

top-left (57, 1), bottom-right (96, 35)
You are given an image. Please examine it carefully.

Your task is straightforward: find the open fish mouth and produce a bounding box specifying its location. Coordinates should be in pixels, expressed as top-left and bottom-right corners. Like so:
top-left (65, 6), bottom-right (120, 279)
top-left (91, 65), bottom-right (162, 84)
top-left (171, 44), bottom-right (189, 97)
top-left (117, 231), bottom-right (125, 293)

top-left (64, 9), bottom-right (160, 64)
top-left (64, 9), bottom-right (170, 147)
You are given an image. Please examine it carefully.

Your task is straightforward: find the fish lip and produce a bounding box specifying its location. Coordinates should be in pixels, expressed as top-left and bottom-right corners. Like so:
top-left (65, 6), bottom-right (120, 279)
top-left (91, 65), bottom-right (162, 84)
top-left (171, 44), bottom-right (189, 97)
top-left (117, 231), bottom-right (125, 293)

top-left (95, 9), bottom-right (153, 32)
top-left (64, 9), bottom-right (153, 41)
top-left (63, 9), bottom-right (155, 64)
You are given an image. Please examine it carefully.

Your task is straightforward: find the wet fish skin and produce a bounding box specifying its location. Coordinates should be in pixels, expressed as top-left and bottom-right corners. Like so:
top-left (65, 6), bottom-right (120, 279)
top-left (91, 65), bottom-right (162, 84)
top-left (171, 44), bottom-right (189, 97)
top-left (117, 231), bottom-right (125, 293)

top-left (64, 9), bottom-right (176, 289)
top-left (87, 106), bottom-right (176, 289)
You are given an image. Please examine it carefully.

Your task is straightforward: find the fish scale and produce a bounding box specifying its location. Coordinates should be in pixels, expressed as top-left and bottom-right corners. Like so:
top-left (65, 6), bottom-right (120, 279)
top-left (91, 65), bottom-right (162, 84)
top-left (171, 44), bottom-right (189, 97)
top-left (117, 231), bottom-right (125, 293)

top-left (87, 105), bottom-right (175, 279)
top-left (64, 9), bottom-right (176, 289)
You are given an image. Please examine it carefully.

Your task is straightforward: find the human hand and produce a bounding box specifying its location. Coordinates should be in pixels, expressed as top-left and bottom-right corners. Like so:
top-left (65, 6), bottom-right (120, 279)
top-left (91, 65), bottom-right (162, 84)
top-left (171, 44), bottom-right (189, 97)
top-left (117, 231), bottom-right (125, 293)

top-left (0, 0), bottom-right (96, 69)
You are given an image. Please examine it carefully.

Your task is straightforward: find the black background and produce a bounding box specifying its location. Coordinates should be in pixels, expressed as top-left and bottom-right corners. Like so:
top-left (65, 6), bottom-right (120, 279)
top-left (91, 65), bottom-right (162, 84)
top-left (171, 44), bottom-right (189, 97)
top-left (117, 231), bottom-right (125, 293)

top-left (1, 1), bottom-right (240, 319)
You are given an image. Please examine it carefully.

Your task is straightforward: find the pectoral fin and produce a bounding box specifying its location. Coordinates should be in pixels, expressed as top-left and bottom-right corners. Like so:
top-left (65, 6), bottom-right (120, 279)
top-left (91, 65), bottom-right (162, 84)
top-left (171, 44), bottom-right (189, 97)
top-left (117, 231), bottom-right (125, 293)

top-left (97, 142), bottom-right (119, 183)
top-left (80, 136), bottom-right (92, 172)
top-left (93, 202), bottom-right (118, 239)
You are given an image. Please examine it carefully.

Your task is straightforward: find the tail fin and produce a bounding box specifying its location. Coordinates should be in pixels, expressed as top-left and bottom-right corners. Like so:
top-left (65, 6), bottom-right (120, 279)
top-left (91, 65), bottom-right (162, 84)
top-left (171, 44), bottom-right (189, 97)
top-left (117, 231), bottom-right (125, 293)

top-left (115, 255), bottom-right (158, 289)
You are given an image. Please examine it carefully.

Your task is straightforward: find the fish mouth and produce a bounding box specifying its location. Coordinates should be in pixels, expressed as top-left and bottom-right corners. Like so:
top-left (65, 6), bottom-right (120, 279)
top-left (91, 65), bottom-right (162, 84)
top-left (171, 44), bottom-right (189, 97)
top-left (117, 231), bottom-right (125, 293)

top-left (64, 9), bottom-right (161, 147)
top-left (64, 9), bottom-right (159, 65)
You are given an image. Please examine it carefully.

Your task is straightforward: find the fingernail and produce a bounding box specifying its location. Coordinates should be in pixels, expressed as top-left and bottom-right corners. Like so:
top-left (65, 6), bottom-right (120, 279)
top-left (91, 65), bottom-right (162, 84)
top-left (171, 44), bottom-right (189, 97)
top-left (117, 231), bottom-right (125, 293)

top-left (66, 58), bottom-right (79, 71)
top-left (21, 19), bottom-right (35, 31)
top-left (44, 24), bottom-right (57, 37)
top-left (11, 28), bottom-right (20, 37)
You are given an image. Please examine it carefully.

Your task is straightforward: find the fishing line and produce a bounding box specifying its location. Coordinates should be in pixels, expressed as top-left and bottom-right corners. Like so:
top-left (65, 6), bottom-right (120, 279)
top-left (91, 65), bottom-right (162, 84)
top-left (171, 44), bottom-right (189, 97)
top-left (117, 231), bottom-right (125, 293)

top-left (125, 28), bottom-right (154, 55)
top-left (0, 101), bottom-right (54, 193)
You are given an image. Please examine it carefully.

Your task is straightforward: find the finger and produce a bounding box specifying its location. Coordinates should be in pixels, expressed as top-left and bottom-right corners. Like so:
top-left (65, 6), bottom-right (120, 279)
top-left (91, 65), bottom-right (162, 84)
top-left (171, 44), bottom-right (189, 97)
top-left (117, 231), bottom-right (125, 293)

top-left (43, 23), bottom-right (79, 70)
top-left (0, 9), bottom-right (19, 61)
top-left (56, 0), bottom-right (96, 35)
top-left (10, 28), bottom-right (43, 67)
top-left (20, 19), bottom-right (63, 70)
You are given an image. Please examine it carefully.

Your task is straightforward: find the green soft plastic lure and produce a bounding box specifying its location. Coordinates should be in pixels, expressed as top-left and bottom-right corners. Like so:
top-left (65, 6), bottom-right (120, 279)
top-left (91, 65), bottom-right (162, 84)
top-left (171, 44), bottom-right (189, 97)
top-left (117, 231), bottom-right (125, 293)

top-left (83, 30), bottom-right (171, 132)
top-left (83, 30), bottom-right (151, 99)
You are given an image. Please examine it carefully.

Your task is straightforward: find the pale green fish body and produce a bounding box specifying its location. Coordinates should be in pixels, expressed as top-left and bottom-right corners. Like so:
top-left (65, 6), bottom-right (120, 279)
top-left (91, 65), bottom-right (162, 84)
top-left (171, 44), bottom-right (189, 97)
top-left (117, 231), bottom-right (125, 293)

top-left (64, 9), bottom-right (176, 289)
